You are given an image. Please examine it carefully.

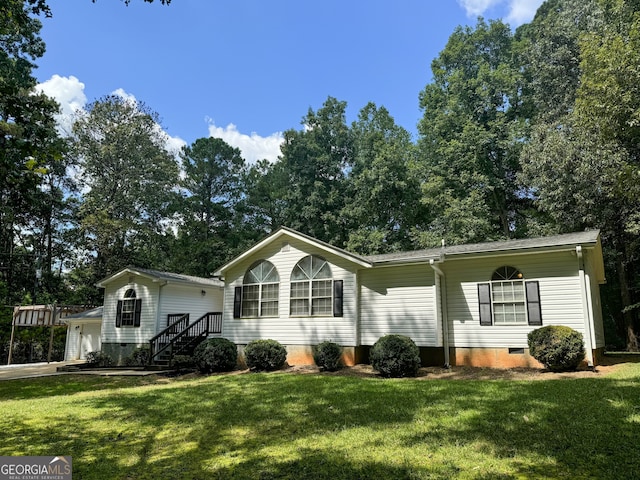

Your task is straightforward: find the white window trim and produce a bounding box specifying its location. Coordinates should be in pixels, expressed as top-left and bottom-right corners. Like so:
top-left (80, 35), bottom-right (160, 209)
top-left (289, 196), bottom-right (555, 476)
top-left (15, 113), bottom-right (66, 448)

top-left (490, 278), bottom-right (528, 326)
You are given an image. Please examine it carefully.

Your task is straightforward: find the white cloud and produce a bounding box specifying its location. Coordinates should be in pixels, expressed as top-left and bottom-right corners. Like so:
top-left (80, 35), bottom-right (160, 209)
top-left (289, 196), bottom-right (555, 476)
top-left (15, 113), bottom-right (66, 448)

top-left (457, 0), bottom-right (498, 17)
top-left (207, 120), bottom-right (284, 164)
top-left (457, 0), bottom-right (544, 26)
top-left (35, 75), bottom-right (87, 135)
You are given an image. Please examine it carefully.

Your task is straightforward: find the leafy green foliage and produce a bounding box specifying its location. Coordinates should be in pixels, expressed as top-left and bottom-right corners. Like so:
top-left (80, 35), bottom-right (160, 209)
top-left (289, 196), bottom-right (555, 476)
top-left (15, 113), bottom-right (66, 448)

top-left (70, 95), bottom-right (179, 282)
top-left (193, 338), bottom-right (237, 373)
top-left (244, 339), bottom-right (287, 371)
top-left (171, 354), bottom-right (195, 370)
top-left (85, 351), bottom-right (113, 367)
top-left (370, 334), bottom-right (421, 378)
top-left (528, 325), bottom-right (585, 371)
top-left (277, 97), bottom-right (354, 246)
top-left (313, 341), bottom-right (343, 372)
top-left (415, 18), bottom-right (530, 247)
top-left (124, 346), bottom-right (150, 367)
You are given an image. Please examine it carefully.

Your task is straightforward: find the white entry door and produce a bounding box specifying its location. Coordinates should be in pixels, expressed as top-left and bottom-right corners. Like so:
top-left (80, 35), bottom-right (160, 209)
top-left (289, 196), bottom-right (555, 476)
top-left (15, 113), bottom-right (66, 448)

top-left (80, 323), bottom-right (102, 359)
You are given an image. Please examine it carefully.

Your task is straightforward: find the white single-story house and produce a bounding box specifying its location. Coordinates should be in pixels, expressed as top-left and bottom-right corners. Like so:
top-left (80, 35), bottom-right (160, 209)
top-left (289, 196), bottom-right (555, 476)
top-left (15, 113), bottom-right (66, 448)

top-left (92, 267), bottom-right (225, 364)
top-left (63, 306), bottom-right (103, 361)
top-left (214, 227), bottom-right (606, 368)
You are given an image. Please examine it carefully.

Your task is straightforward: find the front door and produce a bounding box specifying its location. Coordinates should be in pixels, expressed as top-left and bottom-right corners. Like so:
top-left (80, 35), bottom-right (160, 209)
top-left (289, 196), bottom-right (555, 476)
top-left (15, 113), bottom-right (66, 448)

top-left (80, 323), bottom-right (102, 359)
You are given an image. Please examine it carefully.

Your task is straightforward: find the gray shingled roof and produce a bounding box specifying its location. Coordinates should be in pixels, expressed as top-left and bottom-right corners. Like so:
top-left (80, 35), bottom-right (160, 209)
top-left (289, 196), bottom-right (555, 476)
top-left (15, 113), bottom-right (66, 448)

top-left (365, 230), bottom-right (600, 264)
top-left (132, 268), bottom-right (225, 287)
top-left (97, 267), bottom-right (224, 288)
top-left (62, 306), bottom-right (103, 320)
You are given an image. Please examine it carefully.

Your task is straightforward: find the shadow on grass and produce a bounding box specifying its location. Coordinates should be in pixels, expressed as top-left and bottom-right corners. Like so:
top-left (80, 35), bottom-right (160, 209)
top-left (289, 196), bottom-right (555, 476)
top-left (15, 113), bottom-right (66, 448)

top-left (0, 374), bottom-right (166, 401)
top-left (2, 369), bottom-right (640, 479)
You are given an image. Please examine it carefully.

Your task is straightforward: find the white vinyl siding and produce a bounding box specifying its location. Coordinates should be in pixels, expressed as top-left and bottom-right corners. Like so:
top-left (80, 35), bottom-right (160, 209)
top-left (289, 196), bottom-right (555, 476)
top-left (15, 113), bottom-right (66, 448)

top-left (359, 265), bottom-right (438, 347)
top-left (445, 251), bottom-right (586, 348)
top-left (157, 284), bottom-right (224, 332)
top-left (101, 277), bottom-right (159, 345)
top-left (221, 238), bottom-right (356, 346)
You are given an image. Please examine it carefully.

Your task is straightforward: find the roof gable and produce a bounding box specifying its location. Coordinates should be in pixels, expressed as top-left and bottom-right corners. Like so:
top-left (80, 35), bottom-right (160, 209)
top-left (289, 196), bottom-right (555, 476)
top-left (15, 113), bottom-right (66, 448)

top-left (96, 267), bottom-right (224, 289)
top-left (214, 227), bottom-right (372, 276)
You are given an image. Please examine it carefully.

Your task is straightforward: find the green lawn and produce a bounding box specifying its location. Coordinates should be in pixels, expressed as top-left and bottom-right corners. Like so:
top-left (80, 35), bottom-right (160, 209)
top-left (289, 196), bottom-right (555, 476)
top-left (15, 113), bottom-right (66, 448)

top-left (1, 363), bottom-right (639, 480)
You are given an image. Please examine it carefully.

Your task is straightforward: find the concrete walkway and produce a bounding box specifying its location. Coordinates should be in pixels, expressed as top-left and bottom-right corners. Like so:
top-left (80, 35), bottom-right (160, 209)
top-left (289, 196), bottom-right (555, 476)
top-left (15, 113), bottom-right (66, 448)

top-left (0, 361), bottom-right (160, 381)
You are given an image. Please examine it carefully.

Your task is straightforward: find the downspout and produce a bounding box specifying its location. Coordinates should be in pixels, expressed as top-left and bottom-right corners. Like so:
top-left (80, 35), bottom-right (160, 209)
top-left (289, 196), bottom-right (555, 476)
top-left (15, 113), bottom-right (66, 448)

top-left (430, 259), bottom-right (450, 368)
top-left (576, 246), bottom-right (595, 367)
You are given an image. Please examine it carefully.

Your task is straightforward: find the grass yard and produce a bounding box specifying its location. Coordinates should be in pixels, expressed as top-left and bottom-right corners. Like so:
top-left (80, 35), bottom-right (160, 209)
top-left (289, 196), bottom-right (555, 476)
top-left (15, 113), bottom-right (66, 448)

top-left (0, 363), bottom-right (639, 480)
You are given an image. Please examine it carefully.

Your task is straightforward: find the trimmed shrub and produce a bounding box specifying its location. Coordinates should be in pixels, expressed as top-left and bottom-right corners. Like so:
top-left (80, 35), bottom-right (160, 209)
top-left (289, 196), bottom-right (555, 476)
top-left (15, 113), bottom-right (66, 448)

top-left (244, 339), bottom-right (287, 371)
top-left (528, 325), bottom-right (585, 371)
top-left (193, 338), bottom-right (238, 373)
top-left (85, 351), bottom-right (113, 367)
top-left (172, 354), bottom-right (195, 371)
top-left (124, 346), bottom-right (150, 366)
top-left (370, 334), bottom-right (421, 378)
top-left (313, 341), bottom-right (343, 371)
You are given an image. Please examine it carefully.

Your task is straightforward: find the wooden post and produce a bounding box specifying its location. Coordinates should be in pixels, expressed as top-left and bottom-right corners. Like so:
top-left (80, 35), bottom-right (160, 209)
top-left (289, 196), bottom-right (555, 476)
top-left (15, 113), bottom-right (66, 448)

top-left (47, 304), bottom-right (56, 363)
top-left (7, 322), bottom-right (16, 365)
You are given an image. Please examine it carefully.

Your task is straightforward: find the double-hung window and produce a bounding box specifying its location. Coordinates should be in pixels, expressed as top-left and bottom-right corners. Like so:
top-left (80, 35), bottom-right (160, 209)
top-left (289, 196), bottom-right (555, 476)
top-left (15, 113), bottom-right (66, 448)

top-left (290, 255), bottom-right (334, 316)
top-left (238, 260), bottom-right (279, 317)
top-left (478, 266), bottom-right (542, 326)
top-left (116, 288), bottom-right (142, 328)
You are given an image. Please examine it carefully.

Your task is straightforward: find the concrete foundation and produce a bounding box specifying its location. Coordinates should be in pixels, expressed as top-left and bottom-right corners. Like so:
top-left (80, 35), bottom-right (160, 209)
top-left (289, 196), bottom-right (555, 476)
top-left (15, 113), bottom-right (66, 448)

top-left (101, 342), bottom-right (147, 366)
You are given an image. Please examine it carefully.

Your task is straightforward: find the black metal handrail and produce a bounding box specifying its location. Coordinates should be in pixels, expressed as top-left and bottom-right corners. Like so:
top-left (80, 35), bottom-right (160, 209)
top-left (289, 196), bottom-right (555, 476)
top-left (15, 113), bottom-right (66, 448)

top-left (149, 313), bottom-right (190, 363)
top-left (149, 312), bottom-right (222, 364)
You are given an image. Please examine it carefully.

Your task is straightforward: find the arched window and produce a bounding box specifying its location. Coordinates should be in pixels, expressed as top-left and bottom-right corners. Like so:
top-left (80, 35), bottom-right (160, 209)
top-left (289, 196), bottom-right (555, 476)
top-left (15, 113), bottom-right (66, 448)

top-left (290, 255), bottom-right (334, 316)
top-left (478, 266), bottom-right (542, 326)
top-left (240, 260), bottom-right (279, 317)
top-left (116, 288), bottom-right (142, 328)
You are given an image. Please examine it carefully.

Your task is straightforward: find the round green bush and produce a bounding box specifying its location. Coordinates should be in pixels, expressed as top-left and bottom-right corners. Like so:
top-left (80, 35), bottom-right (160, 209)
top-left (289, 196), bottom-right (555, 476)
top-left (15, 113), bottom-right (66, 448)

top-left (193, 338), bottom-right (238, 373)
top-left (528, 325), bottom-right (585, 371)
top-left (124, 346), bottom-right (150, 366)
top-left (244, 339), bottom-right (287, 371)
top-left (85, 351), bottom-right (113, 367)
top-left (313, 341), bottom-right (343, 371)
top-left (370, 334), bottom-right (421, 378)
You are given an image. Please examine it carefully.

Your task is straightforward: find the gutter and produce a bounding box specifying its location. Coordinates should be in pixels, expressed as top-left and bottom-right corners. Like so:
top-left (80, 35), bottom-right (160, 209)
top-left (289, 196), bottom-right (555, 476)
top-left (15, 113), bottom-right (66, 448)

top-left (429, 259), bottom-right (450, 368)
top-left (576, 246), bottom-right (595, 367)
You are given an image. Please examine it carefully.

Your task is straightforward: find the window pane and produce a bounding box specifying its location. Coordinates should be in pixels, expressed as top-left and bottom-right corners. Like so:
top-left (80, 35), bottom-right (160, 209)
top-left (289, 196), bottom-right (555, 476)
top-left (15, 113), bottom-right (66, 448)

top-left (312, 280), bottom-right (332, 297)
top-left (312, 298), bottom-right (332, 315)
top-left (290, 281), bottom-right (308, 299)
top-left (261, 301), bottom-right (278, 317)
top-left (242, 300), bottom-right (259, 317)
top-left (261, 283), bottom-right (278, 300)
top-left (243, 285), bottom-right (259, 300)
top-left (290, 299), bottom-right (309, 316)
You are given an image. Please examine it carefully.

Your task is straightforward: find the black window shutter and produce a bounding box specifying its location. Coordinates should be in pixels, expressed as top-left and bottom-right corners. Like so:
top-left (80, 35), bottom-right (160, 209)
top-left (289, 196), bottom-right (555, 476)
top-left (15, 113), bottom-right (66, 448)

top-left (233, 286), bottom-right (242, 318)
top-left (525, 281), bottom-right (542, 326)
top-left (116, 300), bottom-right (123, 328)
top-left (133, 299), bottom-right (142, 327)
top-left (333, 280), bottom-right (343, 317)
top-left (478, 283), bottom-right (492, 326)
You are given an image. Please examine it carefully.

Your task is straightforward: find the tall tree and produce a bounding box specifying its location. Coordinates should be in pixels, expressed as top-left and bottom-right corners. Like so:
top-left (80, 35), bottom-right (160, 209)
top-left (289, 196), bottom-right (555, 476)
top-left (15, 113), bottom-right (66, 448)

top-left (515, 0), bottom-right (603, 125)
top-left (170, 137), bottom-right (246, 277)
top-left (70, 95), bottom-right (179, 287)
top-left (345, 103), bottom-right (419, 254)
top-left (415, 18), bottom-right (528, 248)
top-left (278, 97), bottom-right (354, 246)
top-left (520, 0), bottom-right (640, 348)
top-left (0, 0), bottom-right (63, 304)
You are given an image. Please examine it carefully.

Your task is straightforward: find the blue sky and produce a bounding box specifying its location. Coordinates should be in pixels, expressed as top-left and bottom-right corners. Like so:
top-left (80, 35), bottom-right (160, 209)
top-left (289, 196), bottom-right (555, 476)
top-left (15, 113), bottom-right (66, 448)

top-left (35, 0), bottom-right (544, 163)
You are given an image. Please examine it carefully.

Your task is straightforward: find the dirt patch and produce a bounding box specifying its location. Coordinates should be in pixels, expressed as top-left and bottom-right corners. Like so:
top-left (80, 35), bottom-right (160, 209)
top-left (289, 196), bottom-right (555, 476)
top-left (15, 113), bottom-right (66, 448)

top-left (167, 355), bottom-right (638, 381)
top-left (279, 358), bottom-right (627, 381)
